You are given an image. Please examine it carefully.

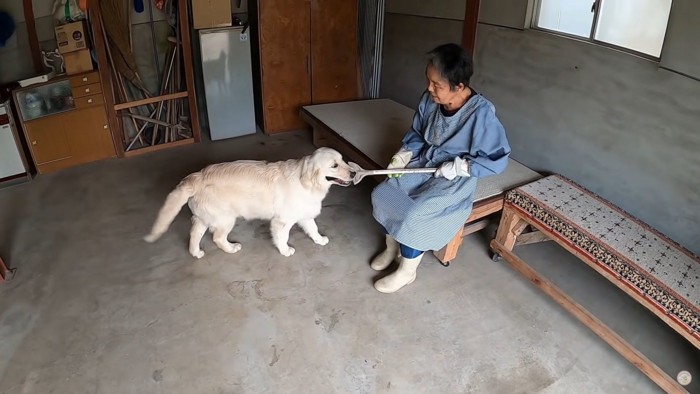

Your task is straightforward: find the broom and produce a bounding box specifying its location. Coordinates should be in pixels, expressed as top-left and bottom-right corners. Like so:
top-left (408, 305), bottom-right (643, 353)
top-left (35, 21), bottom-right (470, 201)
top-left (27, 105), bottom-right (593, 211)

top-left (99, 0), bottom-right (150, 95)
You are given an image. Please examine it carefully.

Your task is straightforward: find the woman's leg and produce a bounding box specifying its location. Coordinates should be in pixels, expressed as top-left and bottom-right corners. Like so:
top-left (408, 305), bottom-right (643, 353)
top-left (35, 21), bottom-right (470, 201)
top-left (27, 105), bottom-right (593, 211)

top-left (374, 242), bottom-right (425, 293)
top-left (399, 244), bottom-right (424, 259)
top-left (370, 226), bottom-right (399, 271)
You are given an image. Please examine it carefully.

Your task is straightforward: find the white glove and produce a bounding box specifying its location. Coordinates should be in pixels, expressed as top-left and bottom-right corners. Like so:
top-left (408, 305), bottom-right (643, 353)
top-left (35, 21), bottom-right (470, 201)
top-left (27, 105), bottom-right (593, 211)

top-left (387, 148), bottom-right (412, 178)
top-left (434, 157), bottom-right (470, 180)
top-left (388, 148), bottom-right (412, 169)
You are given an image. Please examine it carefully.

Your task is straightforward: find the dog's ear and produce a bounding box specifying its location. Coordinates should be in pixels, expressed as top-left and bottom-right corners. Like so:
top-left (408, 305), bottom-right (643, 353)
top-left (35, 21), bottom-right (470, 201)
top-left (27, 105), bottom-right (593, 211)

top-left (300, 156), bottom-right (321, 188)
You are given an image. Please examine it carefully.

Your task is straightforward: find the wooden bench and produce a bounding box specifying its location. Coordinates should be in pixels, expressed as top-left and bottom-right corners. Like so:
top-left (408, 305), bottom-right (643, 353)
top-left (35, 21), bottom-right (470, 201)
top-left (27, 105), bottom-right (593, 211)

top-left (300, 99), bottom-right (541, 265)
top-left (490, 174), bottom-right (699, 393)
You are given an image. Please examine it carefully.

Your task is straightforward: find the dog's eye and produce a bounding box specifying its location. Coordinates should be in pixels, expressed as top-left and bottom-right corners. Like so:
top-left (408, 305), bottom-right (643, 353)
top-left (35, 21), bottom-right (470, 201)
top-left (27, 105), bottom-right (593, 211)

top-left (331, 163), bottom-right (338, 168)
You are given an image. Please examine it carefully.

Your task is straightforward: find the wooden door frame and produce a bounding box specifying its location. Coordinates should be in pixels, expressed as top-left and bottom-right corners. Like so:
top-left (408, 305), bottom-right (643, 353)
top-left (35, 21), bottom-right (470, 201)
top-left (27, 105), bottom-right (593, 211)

top-left (462, 0), bottom-right (481, 56)
top-left (23, 0), bottom-right (44, 74)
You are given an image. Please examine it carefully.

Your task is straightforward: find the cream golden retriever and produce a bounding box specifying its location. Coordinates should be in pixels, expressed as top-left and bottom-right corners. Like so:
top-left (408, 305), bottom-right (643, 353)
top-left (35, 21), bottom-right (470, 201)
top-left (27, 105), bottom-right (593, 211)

top-left (144, 147), bottom-right (353, 258)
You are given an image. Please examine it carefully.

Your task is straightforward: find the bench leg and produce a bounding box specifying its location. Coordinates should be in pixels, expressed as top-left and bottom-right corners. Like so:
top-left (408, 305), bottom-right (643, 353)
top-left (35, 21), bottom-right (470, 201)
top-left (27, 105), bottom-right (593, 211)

top-left (514, 228), bottom-right (553, 247)
top-left (490, 205), bottom-right (529, 261)
top-left (434, 218), bottom-right (493, 266)
top-left (434, 227), bottom-right (465, 266)
top-left (490, 240), bottom-right (688, 394)
top-left (312, 127), bottom-right (329, 148)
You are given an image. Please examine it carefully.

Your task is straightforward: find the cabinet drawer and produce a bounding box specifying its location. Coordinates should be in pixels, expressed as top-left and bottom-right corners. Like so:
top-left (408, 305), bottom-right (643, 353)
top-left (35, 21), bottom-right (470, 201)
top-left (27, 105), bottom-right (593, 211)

top-left (73, 82), bottom-right (102, 98)
top-left (75, 93), bottom-right (104, 108)
top-left (69, 71), bottom-right (101, 88)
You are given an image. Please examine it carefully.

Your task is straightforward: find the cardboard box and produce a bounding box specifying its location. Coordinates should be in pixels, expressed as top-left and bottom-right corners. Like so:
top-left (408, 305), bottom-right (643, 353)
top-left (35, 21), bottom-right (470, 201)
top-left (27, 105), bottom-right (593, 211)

top-left (192, 0), bottom-right (232, 29)
top-left (55, 20), bottom-right (88, 54)
top-left (63, 49), bottom-right (94, 75)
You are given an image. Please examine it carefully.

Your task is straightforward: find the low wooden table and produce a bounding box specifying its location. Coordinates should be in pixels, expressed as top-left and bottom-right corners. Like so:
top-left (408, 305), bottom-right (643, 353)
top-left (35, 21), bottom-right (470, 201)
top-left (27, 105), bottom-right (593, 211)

top-left (491, 174), bottom-right (699, 393)
top-left (300, 99), bottom-right (541, 265)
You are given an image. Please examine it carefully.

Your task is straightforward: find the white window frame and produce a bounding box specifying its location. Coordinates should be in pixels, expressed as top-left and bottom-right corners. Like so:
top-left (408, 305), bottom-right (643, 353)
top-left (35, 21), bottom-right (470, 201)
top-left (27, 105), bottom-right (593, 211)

top-left (531, 0), bottom-right (672, 61)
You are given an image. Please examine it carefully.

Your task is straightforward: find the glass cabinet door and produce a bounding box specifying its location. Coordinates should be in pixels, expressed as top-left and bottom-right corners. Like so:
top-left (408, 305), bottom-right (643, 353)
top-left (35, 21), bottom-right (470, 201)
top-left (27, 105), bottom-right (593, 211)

top-left (16, 80), bottom-right (75, 122)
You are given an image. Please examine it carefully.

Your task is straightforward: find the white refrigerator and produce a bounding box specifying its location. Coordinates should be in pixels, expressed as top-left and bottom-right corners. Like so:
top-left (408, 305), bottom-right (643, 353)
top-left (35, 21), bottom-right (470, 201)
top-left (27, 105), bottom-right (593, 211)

top-left (0, 101), bottom-right (28, 181)
top-left (199, 26), bottom-right (257, 140)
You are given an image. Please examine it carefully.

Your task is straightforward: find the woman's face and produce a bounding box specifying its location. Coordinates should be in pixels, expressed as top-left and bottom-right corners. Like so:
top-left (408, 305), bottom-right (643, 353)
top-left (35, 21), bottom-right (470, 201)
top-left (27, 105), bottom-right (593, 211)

top-left (425, 64), bottom-right (465, 105)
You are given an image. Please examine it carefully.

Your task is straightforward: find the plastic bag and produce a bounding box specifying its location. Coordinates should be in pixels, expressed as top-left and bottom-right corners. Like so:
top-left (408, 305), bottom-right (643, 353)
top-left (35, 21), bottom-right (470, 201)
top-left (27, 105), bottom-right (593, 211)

top-left (51, 0), bottom-right (85, 24)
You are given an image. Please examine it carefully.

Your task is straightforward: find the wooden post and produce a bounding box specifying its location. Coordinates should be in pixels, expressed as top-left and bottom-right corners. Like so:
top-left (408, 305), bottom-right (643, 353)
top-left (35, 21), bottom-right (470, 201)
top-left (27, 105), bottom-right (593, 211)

top-left (89, 0), bottom-right (125, 157)
top-left (178, 0), bottom-right (201, 142)
top-left (23, 0), bottom-right (44, 75)
top-left (462, 0), bottom-right (481, 56)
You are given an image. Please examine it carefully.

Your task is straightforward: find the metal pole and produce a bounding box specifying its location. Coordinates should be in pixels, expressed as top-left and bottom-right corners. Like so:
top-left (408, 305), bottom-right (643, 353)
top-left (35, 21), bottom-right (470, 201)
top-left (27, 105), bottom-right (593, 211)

top-left (148, 0), bottom-right (161, 90)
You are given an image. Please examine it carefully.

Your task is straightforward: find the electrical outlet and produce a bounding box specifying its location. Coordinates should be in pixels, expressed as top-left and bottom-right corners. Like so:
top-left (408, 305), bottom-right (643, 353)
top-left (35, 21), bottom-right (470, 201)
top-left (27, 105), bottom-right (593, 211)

top-left (240, 32), bottom-right (248, 42)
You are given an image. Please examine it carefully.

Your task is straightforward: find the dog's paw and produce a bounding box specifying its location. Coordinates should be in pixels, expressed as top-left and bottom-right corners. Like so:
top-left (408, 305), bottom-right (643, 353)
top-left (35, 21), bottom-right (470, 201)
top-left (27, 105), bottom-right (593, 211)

top-left (222, 243), bottom-right (242, 254)
top-left (314, 236), bottom-right (329, 246)
top-left (280, 246), bottom-right (296, 257)
top-left (190, 249), bottom-right (205, 259)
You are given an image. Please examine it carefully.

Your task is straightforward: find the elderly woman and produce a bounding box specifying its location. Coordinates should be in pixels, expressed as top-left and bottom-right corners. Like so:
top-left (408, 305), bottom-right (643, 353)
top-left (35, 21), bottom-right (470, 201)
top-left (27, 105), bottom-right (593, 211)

top-left (370, 43), bottom-right (511, 293)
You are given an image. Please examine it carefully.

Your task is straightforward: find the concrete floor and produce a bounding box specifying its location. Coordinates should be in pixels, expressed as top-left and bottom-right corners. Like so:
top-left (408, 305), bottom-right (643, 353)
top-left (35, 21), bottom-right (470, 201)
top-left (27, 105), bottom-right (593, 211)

top-left (0, 131), bottom-right (697, 394)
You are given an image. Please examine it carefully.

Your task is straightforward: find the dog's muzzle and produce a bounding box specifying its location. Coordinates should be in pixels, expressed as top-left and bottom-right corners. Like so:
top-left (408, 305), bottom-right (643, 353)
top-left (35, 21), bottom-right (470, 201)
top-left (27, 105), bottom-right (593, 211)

top-left (326, 176), bottom-right (352, 187)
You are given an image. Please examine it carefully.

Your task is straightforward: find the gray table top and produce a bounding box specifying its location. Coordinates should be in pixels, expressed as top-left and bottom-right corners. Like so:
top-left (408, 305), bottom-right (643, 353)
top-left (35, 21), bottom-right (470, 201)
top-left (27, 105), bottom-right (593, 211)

top-left (302, 99), bottom-right (542, 200)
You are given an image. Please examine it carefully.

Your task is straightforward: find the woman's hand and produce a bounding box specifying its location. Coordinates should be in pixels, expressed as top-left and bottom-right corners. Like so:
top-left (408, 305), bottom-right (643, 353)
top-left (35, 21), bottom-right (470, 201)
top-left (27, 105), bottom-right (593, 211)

top-left (434, 157), bottom-right (470, 180)
top-left (387, 148), bottom-right (412, 178)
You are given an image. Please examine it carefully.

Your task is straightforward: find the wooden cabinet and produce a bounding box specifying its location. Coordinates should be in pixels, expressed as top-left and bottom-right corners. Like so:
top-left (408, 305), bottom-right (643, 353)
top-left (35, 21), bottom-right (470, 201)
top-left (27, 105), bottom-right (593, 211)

top-left (23, 116), bottom-right (72, 164)
top-left (13, 71), bottom-right (116, 174)
top-left (63, 106), bottom-right (115, 163)
top-left (68, 71), bottom-right (102, 87)
top-left (257, 0), bottom-right (312, 133)
top-left (255, 0), bottom-right (360, 134)
top-left (310, 0), bottom-right (360, 104)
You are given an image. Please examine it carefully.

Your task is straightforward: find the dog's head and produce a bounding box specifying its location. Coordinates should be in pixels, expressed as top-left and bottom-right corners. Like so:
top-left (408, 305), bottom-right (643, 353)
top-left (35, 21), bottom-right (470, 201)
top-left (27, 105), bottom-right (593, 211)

top-left (300, 147), bottom-right (353, 189)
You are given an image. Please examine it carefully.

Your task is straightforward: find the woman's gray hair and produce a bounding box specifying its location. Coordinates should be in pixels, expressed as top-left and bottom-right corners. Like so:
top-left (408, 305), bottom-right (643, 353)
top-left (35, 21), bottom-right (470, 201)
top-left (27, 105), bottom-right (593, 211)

top-left (427, 43), bottom-right (473, 90)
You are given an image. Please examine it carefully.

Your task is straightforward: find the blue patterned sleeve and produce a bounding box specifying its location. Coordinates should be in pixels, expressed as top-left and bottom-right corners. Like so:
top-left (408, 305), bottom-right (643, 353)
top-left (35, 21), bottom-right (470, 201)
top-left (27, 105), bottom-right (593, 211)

top-left (400, 92), bottom-right (430, 156)
top-left (467, 109), bottom-right (511, 178)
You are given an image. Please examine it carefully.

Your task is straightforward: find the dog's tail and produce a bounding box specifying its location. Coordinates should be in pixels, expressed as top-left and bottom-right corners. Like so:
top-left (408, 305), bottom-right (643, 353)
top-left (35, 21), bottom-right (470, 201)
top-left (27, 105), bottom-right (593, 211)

top-left (143, 174), bottom-right (200, 243)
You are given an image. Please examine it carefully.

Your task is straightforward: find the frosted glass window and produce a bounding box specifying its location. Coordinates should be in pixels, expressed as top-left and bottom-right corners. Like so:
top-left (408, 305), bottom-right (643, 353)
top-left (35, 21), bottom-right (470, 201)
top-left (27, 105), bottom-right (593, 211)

top-left (537, 0), bottom-right (595, 38)
top-left (594, 0), bottom-right (672, 57)
top-left (534, 0), bottom-right (673, 59)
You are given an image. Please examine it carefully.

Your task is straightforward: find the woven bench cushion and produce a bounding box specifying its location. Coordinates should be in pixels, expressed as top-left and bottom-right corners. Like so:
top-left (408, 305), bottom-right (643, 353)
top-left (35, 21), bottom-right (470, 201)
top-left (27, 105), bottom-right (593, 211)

top-left (506, 175), bottom-right (699, 335)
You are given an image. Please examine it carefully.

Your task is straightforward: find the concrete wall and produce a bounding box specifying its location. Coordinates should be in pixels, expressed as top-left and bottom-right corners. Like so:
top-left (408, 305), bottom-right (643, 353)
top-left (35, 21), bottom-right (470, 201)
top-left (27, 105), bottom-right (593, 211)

top-left (0, 0), bottom-right (57, 84)
top-left (478, 0), bottom-right (533, 29)
top-left (380, 5), bottom-right (700, 254)
top-left (385, 0), bottom-right (464, 21)
top-left (379, 13), bottom-right (463, 107)
top-left (660, 0), bottom-right (700, 79)
top-left (380, 0), bottom-right (465, 107)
